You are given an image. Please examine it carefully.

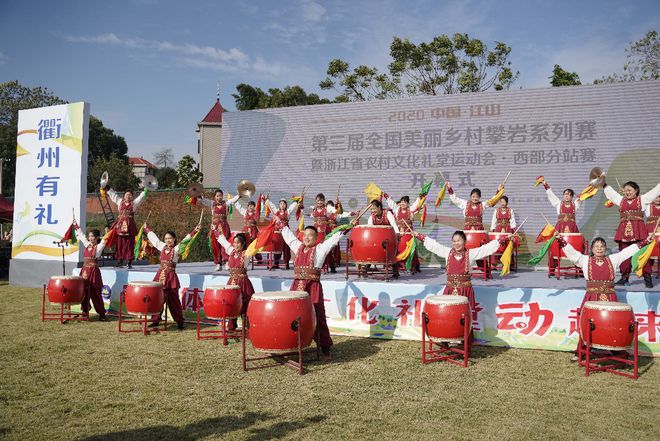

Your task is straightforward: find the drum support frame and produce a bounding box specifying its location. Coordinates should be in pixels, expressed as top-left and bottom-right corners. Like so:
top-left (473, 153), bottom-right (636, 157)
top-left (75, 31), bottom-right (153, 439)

top-left (118, 289), bottom-right (169, 336)
top-left (345, 239), bottom-right (394, 282)
top-left (421, 312), bottom-right (470, 368)
top-left (577, 315), bottom-right (639, 380)
top-left (41, 285), bottom-right (90, 324)
top-left (242, 316), bottom-right (321, 375)
top-left (196, 307), bottom-right (245, 345)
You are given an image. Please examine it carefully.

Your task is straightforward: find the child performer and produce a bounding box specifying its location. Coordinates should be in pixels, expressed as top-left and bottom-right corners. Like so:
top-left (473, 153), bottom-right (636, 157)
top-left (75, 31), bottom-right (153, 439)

top-left (106, 188), bottom-right (147, 268)
top-left (199, 189), bottom-right (240, 271)
top-left (73, 218), bottom-right (107, 320)
top-left (217, 232), bottom-right (254, 330)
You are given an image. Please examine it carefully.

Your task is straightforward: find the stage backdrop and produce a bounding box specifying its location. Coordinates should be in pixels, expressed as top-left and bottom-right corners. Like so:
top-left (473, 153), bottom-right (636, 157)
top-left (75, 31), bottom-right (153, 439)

top-left (216, 81), bottom-right (660, 260)
top-left (11, 102), bottom-right (90, 262)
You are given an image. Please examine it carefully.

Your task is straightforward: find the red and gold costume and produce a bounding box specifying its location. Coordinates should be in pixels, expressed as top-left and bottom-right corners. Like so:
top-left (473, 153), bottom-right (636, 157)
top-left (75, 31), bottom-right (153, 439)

top-left (645, 202), bottom-right (660, 235)
top-left (447, 189), bottom-right (488, 231)
top-left (543, 183), bottom-right (581, 233)
top-left (74, 227), bottom-right (107, 318)
top-left (218, 234), bottom-right (255, 329)
top-left (107, 189), bottom-right (147, 264)
top-left (490, 207), bottom-right (517, 233)
top-left (200, 194), bottom-right (239, 265)
top-left (385, 195), bottom-right (421, 273)
top-left (266, 199), bottom-right (298, 269)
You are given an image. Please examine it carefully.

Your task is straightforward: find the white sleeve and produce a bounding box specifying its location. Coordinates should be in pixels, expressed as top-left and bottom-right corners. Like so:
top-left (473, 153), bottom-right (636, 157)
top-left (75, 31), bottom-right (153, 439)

top-left (385, 211), bottom-right (400, 234)
top-left (562, 242), bottom-right (588, 269)
top-left (609, 243), bottom-right (641, 268)
top-left (470, 239), bottom-right (501, 261)
top-left (95, 239), bottom-right (106, 258)
top-left (641, 183), bottom-right (660, 207)
top-left (603, 185), bottom-right (623, 206)
top-left (217, 233), bottom-right (235, 254)
top-left (265, 199), bottom-right (278, 213)
top-left (574, 197), bottom-right (582, 211)
top-left (422, 236), bottom-right (450, 260)
top-left (234, 200), bottom-right (247, 216)
top-left (410, 197), bottom-right (421, 213)
top-left (74, 227), bottom-right (89, 248)
top-left (645, 204), bottom-right (651, 216)
top-left (132, 189), bottom-right (148, 209)
top-left (490, 210), bottom-right (497, 231)
top-left (107, 189), bottom-right (123, 206)
top-left (326, 205), bottom-right (337, 214)
top-left (546, 188), bottom-right (561, 211)
top-left (385, 196), bottom-right (397, 211)
top-left (367, 215), bottom-right (374, 226)
top-left (315, 232), bottom-right (344, 264)
top-left (198, 197), bottom-right (213, 208)
top-left (287, 201), bottom-right (298, 216)
top-left (449, 193), bottom-right (467, 211)
top-left (227, 194), bottom-right (240, 205)
top-left (336, 211), bottom-right (352, 219)
top-left (281, 226), bottom-right (301, 254)
top-left (146, 231), bottom-right (165, 252)
top-left (510, 209), bottom-right (517, 229)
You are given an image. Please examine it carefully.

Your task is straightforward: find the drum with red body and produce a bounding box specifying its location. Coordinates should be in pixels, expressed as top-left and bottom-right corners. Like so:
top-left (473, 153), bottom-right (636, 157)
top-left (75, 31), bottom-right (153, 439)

top-left (203, 285), bottom-right (242, 319)
top-left (348, 225), bottom-right (397, 264)
top-left (550, 232), bottom-right (585, 258)
top-left (488, 232), bottom-right (518, 253)
top-left (580, 301), bottom-right (635, 350)
top-left (296, 231), bottom-right (326, 245)
top-left (423, 295), bottom-right (471, 342)
top-left (464, 230), bottom-right (488, 250)
top-left (124, 281), bottom-right (164, 316)
top-left (47, 275), bottom-right (85, 305)
top-left (262, 231), bottom-right (284, 252)
top-left (247, 291), bottom-right (317, 352)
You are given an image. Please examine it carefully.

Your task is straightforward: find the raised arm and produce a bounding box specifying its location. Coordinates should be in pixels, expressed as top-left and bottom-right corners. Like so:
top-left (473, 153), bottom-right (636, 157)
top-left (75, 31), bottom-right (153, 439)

top-left (561, 242), bottom-right (589, 268)
top-left (198, 196), bottom-right (213, 208)
top-left (132, 189), bottom-right (148, 209)
top-left (641, 183), bottom-right (660, 206)
top-left (386, 211), bottom-right (400, 234)
top-left (74, 226), bottom-right (90, 248)
top-left (410, 196), bottom-right (422, 213)
top-left (217, 233), bottom-right (235, 254)
top-left (545, 187), bottom-right (561, 209)
top-left (490, 210), bottom-right (497, 231)
top-left (227, 194), bottom-right (240, 206)
top-left (384, 196), bottom-right (397, 211)
top-left (146, 230), bottom-right (165, 252)
top-left (419, 235), bottom-right (450, 260)
top-left (470, 239), bottom-right (501, 261)
top-left (315, 230), bottom-right (344, 262)
top-left (281, 226), bottom-right (302, 254)
top-left (106, 189), bottom-right (123, 207)
top-left (234, 199), bottom-right (248, 216)
top-left (608, 243), bottom-right (641, 268)
top-left (510, 209), bottom-right (517, 229)
top-left (265, 198), bottom-right (278, 213)
top-left (448, 192), bottom-right (467, 211)
top-left (287, 201), bottom-right (298, 216)
top-left (603, 185), bottom-right (623, 206)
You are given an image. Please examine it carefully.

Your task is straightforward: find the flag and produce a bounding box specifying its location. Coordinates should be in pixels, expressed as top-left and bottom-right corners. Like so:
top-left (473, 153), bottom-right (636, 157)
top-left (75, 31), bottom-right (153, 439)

top-left (227, 193), bottom-right (234, 218)
top-left (486, 186), bottom-right (505, 207)
top-left (578, 185), bottom-right (598, 201)
top-left (396, 237), bottom-right (418, 271)
top-left (420, 204), bottom-right (427, 227)
top-left (365, 182), bottom-right (382, 201)
top-left (604, 199), bottom-right (614, 208)
top-left (326, 223), bottom-right (352, 240)
top-left (60, 223), bottom-right (77, 245)
top-left (435, 183), bottom-right (447, 207)
top-left (499, 240), bottom-right (514, 276)
top-left (99, 187), bottom-right (107, 202)
top-left (298, 213), bottom-right (305, 232)
top-left (528, 236), bottom-right (556, 265)
top-left (133, 224), bottom-right (145, 260)
top-left (290, 195), bottom-right (303, 204)
top-left (632, 241), bottom-right (656, 277)
top-left (245, 222), bottom-right (277, 257)
top-left (184, 195), bottom-right (198, 206)
top-left (255, 193), bottom-right (262, 222)
top-left (103, 227), bottom-right (117, 248)
top-left (264, 202), bottom-right (271, 219)
top-left (535, 224), bottom-right (556, 243)
top-left (179, 228), bottom-right (202, 260)
top-left (420, 180), bottom-right (433, 196)
top-left (336, 200), bottom-right (343, 215)
top-left (534, 176), bottom-right (544, 188)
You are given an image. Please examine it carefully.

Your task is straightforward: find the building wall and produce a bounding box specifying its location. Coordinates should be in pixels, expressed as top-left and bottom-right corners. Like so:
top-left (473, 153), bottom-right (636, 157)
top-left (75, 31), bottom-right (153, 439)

top-left (199, 123), bottom-right (222, 189)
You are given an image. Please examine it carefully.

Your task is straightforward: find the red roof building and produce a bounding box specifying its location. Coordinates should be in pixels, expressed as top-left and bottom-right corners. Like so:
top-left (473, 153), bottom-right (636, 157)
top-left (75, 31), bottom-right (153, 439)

top-left (129, 156), bottom-right (158, 179)
top-left (197, 98), bottom-right (224, 188)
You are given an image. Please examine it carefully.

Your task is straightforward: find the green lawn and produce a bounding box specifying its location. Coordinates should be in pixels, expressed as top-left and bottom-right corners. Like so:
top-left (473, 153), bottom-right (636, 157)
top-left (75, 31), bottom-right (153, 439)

top-left (0, 284), bottom-right (658, 441)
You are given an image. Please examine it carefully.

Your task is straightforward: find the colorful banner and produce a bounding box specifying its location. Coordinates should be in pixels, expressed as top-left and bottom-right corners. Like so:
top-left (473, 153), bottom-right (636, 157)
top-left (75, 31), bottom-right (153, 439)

top-left (81, 269), bottom-right (660, 356)
top-left (12, 102), bottom-right (90, 262)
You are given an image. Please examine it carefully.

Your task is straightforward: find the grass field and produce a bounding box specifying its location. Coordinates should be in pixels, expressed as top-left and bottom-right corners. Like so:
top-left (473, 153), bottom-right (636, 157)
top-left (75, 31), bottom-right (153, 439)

top-left (0, 283), bottom-right (658, 441)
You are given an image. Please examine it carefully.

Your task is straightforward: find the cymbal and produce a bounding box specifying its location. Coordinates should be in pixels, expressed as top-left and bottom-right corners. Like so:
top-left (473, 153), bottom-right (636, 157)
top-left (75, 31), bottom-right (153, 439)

top-left (187, 182), bottom-right (204, 198)
top-left (237, 180), bottom-right (256, 198)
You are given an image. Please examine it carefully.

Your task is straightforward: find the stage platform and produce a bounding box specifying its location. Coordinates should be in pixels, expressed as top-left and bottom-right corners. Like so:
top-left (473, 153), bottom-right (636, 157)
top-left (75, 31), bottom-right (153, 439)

top-left (76, 262), bottom-right (660, 356)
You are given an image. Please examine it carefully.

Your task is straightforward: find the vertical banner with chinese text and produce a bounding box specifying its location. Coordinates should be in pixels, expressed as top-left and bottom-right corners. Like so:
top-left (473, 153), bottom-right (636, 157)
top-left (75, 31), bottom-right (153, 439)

top-left (12, 102), bottom-right (90, 262)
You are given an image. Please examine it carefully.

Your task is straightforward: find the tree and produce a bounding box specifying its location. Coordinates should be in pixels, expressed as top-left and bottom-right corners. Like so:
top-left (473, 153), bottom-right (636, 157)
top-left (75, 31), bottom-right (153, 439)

top-left (153, 148), bottom-right (174, 168)
top-left (155, 166), bottom-right (178, 189)
top-left (232, 83), bottom-right (332, 110)
top-left (176, 155), bottom-right (203, 187)
top-left (595, 30), bottom-right (660, 83)
top-left (88, 116), bottom-right (128, 162)
top-left (88, 154), bottom-right (139, 193)
top-left (549, 64), bottom-right (581, 87)
top-left (0, 81), bottom-right (66, 196)
top-left (320, 34), bottom-right (519, 101)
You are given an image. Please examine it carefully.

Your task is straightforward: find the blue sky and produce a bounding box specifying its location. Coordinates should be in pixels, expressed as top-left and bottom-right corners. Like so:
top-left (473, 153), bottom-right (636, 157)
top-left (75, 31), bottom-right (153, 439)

top-left (1, 0), bottom-right (658, 162)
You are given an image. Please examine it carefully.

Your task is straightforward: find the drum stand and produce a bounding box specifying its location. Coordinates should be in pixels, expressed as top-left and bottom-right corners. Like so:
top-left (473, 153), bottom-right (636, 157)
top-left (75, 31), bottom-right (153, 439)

top-left (577, 315), bottom-right (639, 380)
top-left (118, 289), bottom-right (168, 336)
top-left (196, 308), bottom-right (244, 345)
top-left (242, 317), bottom-right (321, 375)
top-left (345, 239), bottom-right (394, 281)
top-left (41, 285), bottom-right (90, 324)
top-left (421, 312), bottom-right (470, 368)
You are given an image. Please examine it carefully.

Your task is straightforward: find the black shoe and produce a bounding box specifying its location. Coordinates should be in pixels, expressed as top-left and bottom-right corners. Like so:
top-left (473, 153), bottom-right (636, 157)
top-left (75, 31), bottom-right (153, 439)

top-left (644, 275), bottom-right (654, 289)
top-left (285, 264), bottom-right (290, 270)
top-left (98, 315), bottom-right (107, 322)
top-left (615, 277), bottom-right (629, 286)
top-left (330, 268), bottom-right (337, 274)
top-left (148, 322), bottom-right (160, 328)
top-left (127, 263), bottom-right (133, 269)
top-left (177, 322), bottom-right (185, 330)
top-left (115, 260), bottom-right (123, 268)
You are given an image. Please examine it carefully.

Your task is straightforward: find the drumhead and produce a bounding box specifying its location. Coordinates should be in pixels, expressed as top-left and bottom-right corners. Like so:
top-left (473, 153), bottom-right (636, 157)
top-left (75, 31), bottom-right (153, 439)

top-left (583, 301), bottom-right (632, 311)
top-left (252, 291), bottom-right (309, 301)
top-left (128, 281), bottom-right (162, 287)
top-left (488, 232), bottom-right (508, 237)
top-left (463, 230), bottom-right (487, 234)
top-left (426, 295), bottom-right (468, 305)
top-left (50, 275), bottom-right (83, 280)
top-left (205, 285), bottom-right (240, 291)
top-left (559, 233), bottom-right (583, 237)
top-left (353, 225), bottom-right (393, 229)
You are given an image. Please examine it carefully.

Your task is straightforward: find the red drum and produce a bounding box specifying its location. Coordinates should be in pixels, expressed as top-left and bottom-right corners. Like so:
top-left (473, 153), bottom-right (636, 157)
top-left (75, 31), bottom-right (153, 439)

top-left (580, 301), bottom-right (635, 350)
top-left (47, 275), bottom-right (85, 305)
top-left (262, 231), bottom-right (284, 252)
top-left (423, 295), bottom-right (471, 342)
top-left (550, 233), bottom-right (585, 258)
top-left (464, 230), bottom-right (487, 250)
top-left (247, 291), bottom-right (317, 352)
top-left (349, 225), bottom-right (397, 264)
top-left (296, 231), bottom-right (325, 245)
top-left (488, 232), bottom-right (518, 253)
top-left (124, 281), bottom-right (164, 316)
top-left (203, 285), bottom-right (242, 319)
